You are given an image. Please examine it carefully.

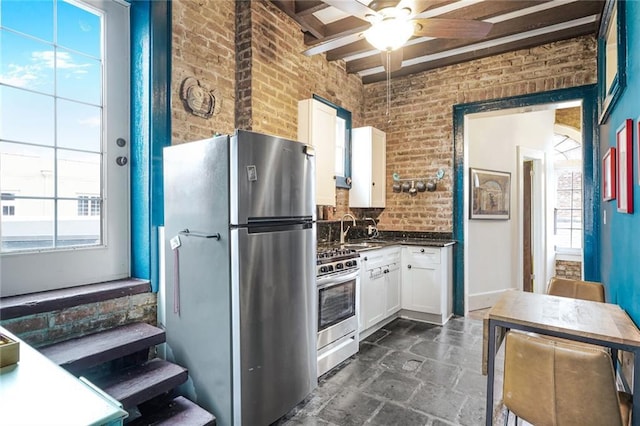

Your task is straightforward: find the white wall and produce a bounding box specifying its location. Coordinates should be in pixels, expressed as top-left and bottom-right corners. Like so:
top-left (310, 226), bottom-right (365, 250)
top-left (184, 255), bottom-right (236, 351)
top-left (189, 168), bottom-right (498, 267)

top-left (465, 109), bottom-right (555, 310)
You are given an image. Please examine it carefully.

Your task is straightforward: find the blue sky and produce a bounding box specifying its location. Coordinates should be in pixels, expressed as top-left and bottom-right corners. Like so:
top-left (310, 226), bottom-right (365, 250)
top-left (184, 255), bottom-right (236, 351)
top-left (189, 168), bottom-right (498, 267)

top-left (0, 0), bottom-right (103, 152)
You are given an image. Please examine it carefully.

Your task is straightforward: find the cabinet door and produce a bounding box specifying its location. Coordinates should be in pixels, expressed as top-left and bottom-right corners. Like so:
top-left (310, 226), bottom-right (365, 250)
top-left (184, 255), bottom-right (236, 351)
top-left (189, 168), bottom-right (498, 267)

top-left (402, 247), bottom-right (443, 315)
top-left (362, 268), bottom-right (386, 330)
top-left (385, 266), bottom-right (401, 316)
top-left (370, 128), bottom-right (386, 207)
top-left (298, 99), bottom-right (336, 206)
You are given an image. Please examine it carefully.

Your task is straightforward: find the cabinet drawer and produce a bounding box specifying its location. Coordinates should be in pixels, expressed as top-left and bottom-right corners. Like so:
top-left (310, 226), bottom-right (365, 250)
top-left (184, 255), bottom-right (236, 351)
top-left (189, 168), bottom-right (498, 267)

top-left (404, 247), bottom-right (440, 264)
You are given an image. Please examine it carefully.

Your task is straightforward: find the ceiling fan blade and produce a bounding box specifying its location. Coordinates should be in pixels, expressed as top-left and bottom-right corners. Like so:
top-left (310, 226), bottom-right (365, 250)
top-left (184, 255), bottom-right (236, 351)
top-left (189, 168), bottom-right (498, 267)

top-left (412, 18), bottom-right (493, 39)
top-left (381, 48), bottom-right (403, 72)
top-left (322, 0), bottom-right (378, 21)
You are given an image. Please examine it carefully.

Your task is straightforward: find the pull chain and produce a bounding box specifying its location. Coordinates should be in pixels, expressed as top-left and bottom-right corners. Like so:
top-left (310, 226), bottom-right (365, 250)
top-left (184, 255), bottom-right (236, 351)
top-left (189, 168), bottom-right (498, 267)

top-left (386, 51), bottom-right (391, 123)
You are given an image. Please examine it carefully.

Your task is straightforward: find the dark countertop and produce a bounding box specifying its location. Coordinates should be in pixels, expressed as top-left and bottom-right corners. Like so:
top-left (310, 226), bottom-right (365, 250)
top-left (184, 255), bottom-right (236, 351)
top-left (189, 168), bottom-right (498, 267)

top-left (318, 238), bottom-right (456, 252)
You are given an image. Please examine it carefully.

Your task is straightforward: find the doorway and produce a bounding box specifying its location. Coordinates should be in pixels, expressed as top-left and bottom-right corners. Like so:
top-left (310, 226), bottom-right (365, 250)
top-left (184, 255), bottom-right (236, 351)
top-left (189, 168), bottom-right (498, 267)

top-left (452, 85), bottom-right (599, 316)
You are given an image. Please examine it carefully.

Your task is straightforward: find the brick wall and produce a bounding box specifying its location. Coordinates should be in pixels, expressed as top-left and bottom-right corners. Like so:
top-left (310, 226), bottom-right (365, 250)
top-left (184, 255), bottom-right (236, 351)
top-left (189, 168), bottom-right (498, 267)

top-left (170, 3), bottom-right (597, 230)
top-left (0, 293), bottom-right (157, 348)
top-left (554, 259), bottom-right (582, 280)
top-left (172, 0), bottom-right (236, 143)
top-left (363, 35), bottom-right (597, 231)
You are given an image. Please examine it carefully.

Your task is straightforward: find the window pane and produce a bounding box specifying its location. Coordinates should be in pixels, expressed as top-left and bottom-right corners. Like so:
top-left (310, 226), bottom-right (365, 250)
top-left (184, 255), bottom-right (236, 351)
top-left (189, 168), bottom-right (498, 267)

top-left (0, 0), bottom-right (54, 42)
top-left (57, 149), bottom-right (100, 197)
top-left (555, 209), bottom-right (571, 230)
top-left (0, 142), bottom-right (54, 196)
top-left (571, 231), bottom-right (582, 249)
top-left (572, 190), bottom-right (582, 207)
top-left (57, 199), bottom-right (100, 247)
top-left (57, 99), bottom-right (101, 151)
top-left (1, 199), bottom-right (54, 252)
top-left (0, 85), bottom-right (55, 145)
top-left (572, 172), bottom-right (582, 189)
top-left (556, 190), bottom-right (572, 209)
top-left (0, 30), bottom-right (55, 93)
top-left (335, 117), bottom-right (345, 176)
top-left (555, 229), bottom-right (570, 249)
top-left (56, 47), bottom-right (101, 105)
top-left (57, 0), bottom-right (101, 58)
top-left (571, 210), bottom-right (582, 228)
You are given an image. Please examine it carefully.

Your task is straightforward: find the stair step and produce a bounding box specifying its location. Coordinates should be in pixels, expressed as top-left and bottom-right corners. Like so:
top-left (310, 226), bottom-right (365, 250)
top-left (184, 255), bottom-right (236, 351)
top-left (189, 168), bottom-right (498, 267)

top-left (128, 396), bottom-right (216, 426)
top-left (98, 359), bottom-right (188, 409)
top-left (39, 322), bottom-right (165, 373)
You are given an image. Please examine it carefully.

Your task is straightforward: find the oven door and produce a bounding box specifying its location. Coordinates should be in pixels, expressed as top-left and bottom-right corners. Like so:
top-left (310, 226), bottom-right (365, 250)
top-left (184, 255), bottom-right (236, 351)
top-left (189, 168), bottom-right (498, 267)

top-left (317, 269), bottom-right (359, 350)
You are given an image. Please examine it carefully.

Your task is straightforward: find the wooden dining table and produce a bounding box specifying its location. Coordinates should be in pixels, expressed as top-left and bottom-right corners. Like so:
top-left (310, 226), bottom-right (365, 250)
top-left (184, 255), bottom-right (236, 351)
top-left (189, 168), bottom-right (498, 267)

top-left (484, 290), bottom-right (640, 426)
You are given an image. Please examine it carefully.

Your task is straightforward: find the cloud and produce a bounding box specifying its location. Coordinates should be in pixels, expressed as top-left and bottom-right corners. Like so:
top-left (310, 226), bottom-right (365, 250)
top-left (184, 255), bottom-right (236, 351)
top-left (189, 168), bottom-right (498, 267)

top-left (78, 115), bottom-right (101, 128)
top-left (0, 50), bottom-right (94, 88)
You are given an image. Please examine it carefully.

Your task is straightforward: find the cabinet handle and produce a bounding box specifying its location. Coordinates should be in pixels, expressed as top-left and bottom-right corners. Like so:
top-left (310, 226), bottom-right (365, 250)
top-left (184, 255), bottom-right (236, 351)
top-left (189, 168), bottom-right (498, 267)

top-left (420, 248), bottom-right (425, 253)
top-left (364, 256), bottom-right (368, 261)
top-left (407, 265), bottom-right (412, 269)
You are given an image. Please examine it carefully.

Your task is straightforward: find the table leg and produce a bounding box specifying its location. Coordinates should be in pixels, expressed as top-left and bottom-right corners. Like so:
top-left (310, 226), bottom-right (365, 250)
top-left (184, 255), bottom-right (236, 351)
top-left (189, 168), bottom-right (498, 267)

top-left (485, 319), bottom-right (497, 426)
top-left (633, 349), bottom-right (640, 426)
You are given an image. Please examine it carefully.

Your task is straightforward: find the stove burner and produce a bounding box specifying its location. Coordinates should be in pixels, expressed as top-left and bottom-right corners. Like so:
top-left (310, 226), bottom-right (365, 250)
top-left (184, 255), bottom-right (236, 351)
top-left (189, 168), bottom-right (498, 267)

top-left (316, 247), bottom-right (360, 277)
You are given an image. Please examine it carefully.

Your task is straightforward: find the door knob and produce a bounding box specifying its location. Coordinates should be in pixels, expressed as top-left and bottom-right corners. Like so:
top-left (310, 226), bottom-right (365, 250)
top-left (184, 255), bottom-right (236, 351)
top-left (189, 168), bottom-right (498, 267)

top-left (407, 265), bottom-right (412, 269)
top-left (116, 156), bottom-right (128, 166)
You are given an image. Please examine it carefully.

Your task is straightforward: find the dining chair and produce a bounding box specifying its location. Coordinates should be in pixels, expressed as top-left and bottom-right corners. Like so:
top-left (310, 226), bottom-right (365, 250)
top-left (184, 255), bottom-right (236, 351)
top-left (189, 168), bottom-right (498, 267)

top-left (503, 330), bottom-right (631, 426)
top-left (546, 276), bottom-right (605, 303)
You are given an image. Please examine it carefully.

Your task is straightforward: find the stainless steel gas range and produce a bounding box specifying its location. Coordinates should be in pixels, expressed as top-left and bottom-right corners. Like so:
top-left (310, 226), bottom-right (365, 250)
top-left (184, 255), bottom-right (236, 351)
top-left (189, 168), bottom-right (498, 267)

top-left (316, 247), bottom-right (360, 377)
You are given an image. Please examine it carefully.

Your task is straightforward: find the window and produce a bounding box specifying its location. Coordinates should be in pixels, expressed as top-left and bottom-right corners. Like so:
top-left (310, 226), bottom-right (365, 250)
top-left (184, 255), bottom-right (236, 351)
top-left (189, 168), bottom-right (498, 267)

top-left (553, 133), bottom-right (582, 252)
top-left (1, 193), bottom-right (16, 216)
top-left (0, 0), bottom-right (130, 296)
top-left (312, 95), bottom-right (352, 188)
top-left (77, 195), bottom-right (101, 216)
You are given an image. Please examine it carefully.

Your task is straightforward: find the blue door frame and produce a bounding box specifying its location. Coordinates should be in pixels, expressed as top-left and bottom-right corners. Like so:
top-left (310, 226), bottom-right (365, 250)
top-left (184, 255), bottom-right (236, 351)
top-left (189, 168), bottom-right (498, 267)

top-left (452, 85), bottom-right (599, 315)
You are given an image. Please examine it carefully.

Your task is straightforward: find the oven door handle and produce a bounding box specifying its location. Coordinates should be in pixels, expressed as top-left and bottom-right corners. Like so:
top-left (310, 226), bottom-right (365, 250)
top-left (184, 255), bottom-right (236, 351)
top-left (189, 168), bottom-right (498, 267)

top-left (317, 269), bottom-right (360, 289)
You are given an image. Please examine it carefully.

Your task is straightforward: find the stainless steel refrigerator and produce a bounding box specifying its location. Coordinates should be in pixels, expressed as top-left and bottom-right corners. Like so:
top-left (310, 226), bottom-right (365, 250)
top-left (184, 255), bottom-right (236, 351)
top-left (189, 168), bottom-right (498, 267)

top-left (163, 130), bottom-right (317, 426)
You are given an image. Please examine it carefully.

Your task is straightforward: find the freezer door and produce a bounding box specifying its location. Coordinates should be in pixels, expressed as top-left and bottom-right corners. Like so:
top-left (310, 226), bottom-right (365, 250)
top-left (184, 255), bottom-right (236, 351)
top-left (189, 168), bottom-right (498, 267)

top-left (230, 130), bottom-right (315, 224)
top-left (231, 224), bottom-right (317, 425)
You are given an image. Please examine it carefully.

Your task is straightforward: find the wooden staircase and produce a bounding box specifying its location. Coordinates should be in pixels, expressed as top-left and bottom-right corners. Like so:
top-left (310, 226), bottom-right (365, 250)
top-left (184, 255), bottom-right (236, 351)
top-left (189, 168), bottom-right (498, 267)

top-left (39, 321), bottom-right (215, 425)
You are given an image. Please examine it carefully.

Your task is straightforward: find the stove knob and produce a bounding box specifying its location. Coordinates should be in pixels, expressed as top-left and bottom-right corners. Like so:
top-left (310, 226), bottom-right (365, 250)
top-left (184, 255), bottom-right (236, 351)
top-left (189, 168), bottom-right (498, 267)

top-left (345, 261), bottom-right (351, 267)
top-left (352, 260), bottom-right (357, 267)
top-left (336, 263), bottom-right (344, 270)
top-left (320, 266), bottom-right (328, 273)
top-left (328, 265), bottom-right (334, 272)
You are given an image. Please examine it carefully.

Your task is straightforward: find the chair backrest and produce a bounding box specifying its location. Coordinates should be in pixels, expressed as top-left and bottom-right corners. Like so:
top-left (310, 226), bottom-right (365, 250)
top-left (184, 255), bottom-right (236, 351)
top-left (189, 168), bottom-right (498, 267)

top-left (546, 276), bottom-right (605, 303)
top-left (503, 331), bottom-right (624, 426)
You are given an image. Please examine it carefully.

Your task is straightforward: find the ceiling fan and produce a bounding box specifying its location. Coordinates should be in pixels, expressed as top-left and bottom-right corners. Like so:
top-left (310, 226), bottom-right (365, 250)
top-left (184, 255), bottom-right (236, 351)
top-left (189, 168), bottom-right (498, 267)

top-left (324, 0), bottom-right (494, 72)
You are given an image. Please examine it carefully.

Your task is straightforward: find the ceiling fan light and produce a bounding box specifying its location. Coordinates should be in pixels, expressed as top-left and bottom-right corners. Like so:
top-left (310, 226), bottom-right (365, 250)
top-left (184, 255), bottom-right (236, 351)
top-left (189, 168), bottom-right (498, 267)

top-left (364, 18), bottom-right (413, 51)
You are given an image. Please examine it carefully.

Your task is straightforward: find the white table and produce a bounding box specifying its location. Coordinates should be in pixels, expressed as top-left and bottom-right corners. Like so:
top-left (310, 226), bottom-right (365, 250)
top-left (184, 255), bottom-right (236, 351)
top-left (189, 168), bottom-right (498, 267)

top-left (0, 327), bottom-right (127, 425)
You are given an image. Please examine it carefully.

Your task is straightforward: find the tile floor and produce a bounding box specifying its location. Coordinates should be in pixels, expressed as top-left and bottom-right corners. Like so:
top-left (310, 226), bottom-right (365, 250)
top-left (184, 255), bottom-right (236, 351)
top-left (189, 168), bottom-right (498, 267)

top-left (277, 316), bottom-right (508, 426)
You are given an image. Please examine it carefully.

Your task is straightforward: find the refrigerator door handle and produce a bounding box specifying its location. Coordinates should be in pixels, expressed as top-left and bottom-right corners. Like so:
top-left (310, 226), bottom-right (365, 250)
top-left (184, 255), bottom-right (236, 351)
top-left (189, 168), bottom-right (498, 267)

top-left (178, 229), bottom-right (221, 240)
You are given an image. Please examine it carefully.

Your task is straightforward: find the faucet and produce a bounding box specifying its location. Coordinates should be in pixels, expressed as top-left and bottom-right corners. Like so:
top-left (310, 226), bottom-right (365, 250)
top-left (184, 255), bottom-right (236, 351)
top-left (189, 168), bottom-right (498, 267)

top-left (364, 217), bottom-right (378, 238)
top-left (340, 214), bottom-right (356, 245)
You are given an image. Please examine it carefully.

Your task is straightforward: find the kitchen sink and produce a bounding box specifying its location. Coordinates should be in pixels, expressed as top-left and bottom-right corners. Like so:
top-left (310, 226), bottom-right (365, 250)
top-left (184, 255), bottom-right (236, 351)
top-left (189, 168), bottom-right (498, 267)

top-left (342, 242), bottom-right (383, 249)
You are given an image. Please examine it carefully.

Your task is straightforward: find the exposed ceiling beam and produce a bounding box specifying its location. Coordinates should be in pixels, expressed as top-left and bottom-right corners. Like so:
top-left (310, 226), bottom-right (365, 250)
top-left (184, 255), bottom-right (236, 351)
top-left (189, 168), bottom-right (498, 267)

top-left (361, 22), bottom-right (596, 83)
top-left (347, 1), bottom-right (602, 73)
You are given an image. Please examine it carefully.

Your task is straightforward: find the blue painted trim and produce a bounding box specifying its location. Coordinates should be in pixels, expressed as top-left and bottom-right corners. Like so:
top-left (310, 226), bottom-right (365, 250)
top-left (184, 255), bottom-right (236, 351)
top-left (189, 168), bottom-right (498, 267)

top-left (452, 85), bottom-right (599, 315)
top-left (312, 94), bottom-right (353, 189)
top-left (130, 1), bottom-right (171, 291)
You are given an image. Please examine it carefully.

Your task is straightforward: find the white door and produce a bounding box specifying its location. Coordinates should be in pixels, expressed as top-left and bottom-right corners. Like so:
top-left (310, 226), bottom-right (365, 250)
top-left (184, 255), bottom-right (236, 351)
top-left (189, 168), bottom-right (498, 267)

top-left (0, 0), bottom-right (130, 296)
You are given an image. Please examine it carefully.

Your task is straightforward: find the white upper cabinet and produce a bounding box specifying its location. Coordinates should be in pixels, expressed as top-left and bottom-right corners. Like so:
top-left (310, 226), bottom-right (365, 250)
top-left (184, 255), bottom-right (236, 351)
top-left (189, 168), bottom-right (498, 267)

top-left (298, 99), bottom-right (337, 206)
top-left (350, 126), bottom-right (386, 208)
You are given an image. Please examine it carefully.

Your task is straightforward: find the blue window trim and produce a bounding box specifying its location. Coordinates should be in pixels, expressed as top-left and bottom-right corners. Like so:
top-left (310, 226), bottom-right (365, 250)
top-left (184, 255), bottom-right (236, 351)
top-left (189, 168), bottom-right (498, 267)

top-left (131, 1), bottom-right (171, 291)
top-left (452, 85), bottom-right (598, 315)
top-left (312, 94), bottom-right (353, 189)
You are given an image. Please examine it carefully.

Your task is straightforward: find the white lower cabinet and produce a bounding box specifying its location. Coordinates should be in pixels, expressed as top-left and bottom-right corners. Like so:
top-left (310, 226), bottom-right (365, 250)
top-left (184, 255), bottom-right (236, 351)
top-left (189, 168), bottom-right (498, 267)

top-left (401, 245), bottom-right (453, 325)
top-left (358, 244), bottom-right (453, 340)
top-left (358, 247), bottom-right (401, 336)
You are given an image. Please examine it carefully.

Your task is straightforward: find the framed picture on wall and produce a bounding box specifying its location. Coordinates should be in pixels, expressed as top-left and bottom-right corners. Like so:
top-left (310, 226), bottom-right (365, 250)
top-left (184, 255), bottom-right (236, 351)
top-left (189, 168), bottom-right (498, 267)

top-left (603, 147), bottom-right (616, 201)
top-left (469, 168), bottom-right (511, 220)
top-left (598, 0), bottom-right (627, 124)
top-left (617, 119), bottom-right (633, 213)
